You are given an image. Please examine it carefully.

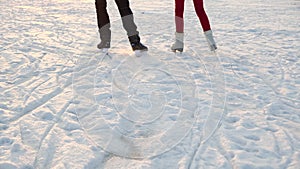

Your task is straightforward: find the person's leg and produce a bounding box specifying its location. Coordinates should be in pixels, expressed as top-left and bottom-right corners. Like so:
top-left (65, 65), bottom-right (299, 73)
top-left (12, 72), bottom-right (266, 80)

top-left (193, 0), bottom-right (217, 51)
top-left (114, 0), bottom-right (147, 51)
top-left (192, 0), bottom-right (211, 31)
top-left (114, 0), bottom-right (138, 37)
top-left (95, 0), bottom-right (111, 49)
top-left (171, 0), bottom-right (185, 52)
top-left (175, 0), bottom-right (185, 33)
top-left (95, 0), bottom-right (110, 30)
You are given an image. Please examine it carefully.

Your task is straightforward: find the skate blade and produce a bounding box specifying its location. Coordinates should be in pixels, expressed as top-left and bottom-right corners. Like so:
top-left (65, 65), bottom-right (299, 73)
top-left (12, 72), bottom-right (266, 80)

top-left (172, 48), bottom-right (183, 53)
top-left (134, 50), bottom-right (147, 57)
top-left (99, 48), bottom-right (109, 53)
top-left (210, 46), bottom-right (217, 52)
top-left (208, 44), bottom-right (217, 51)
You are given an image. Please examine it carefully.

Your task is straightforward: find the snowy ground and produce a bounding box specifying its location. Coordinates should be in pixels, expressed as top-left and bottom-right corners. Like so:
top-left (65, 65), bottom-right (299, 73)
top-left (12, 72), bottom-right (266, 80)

top-left (1, 0), bottom-right (299, 168)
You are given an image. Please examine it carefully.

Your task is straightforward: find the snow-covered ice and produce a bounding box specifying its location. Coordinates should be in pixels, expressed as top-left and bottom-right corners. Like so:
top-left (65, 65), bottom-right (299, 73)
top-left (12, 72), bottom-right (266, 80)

top-left (0, 0), bottom-right (299, 168)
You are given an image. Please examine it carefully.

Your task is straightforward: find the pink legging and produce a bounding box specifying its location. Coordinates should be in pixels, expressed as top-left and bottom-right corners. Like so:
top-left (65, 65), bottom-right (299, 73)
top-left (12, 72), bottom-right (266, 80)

top-left (175, 0), bottom-right (211, 33)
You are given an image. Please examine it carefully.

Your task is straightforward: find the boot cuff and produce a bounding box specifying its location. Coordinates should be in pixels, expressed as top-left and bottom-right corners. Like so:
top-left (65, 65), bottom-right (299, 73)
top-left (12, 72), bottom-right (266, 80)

top-left (128, 34), bottom-right (140, 43)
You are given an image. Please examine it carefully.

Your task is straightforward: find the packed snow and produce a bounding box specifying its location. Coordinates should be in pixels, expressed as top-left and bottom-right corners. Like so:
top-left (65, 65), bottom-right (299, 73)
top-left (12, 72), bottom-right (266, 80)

top-left (0, 0), bottom-right (299, 168)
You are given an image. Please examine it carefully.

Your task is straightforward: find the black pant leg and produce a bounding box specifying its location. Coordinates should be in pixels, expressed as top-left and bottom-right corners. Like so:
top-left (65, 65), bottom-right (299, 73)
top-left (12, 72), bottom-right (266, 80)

top-left (95, 0), bottom-right (111, 41)
top-left (95, 0), bottom-right (110, 29)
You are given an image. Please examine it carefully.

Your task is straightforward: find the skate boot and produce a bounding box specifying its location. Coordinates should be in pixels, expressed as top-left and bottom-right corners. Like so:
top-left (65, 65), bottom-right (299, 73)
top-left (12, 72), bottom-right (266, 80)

top-left (204, 30), bottom-right (217, 51)
top-left (171, 32), bottom-right (184, 52)
top-left (128, 35), bottom-right (148, 51)
top-left (97, 27), bottom-right (111, 50)
top-left (97, 41), bottom-right (110, 49)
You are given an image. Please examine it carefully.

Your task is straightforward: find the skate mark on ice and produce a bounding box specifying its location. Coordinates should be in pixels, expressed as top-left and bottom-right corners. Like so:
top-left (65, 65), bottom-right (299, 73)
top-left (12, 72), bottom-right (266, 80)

top-left (33, 101), bottom-right (72, 168)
